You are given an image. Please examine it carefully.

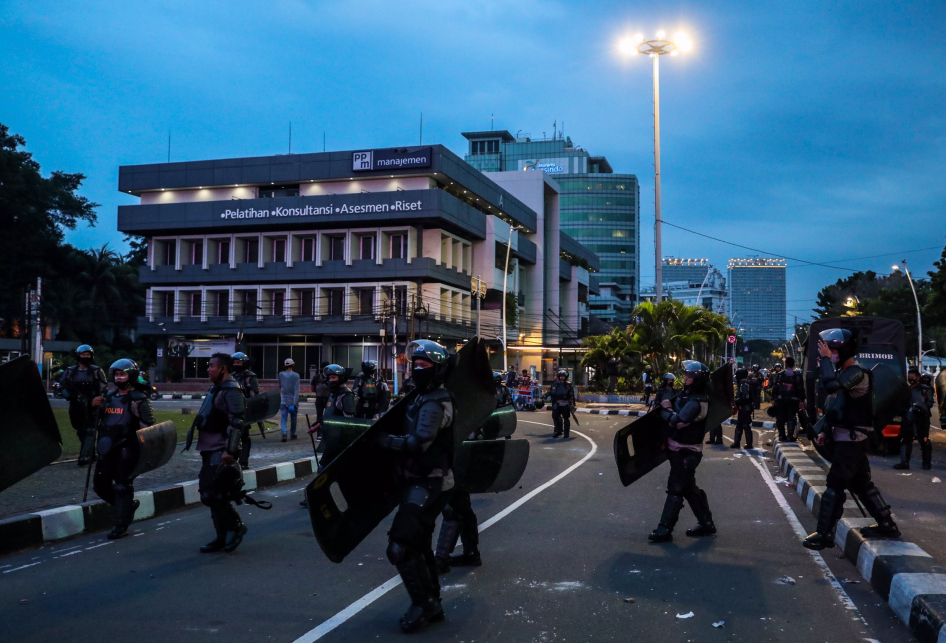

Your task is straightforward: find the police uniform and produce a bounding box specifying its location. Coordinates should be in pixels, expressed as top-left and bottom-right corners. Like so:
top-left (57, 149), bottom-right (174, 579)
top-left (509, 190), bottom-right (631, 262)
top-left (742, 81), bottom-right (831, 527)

top-left (61, 356), bottom-right (107, 466)
top-left (232, 365), bottom-right (262, 469)
top-left (353, 361), bottom-right (382, 420)
top-left (376, 340), bottom-right (455, 633)
top-left (896, 374), bottom-right (934, 470)
top-left (642, 368), bottom-right (654, 406)
top-left (803, 329), bottom-right (900, 550)
top-left (732, 371), bottom-right (754, 449)
top-left (773, 367), bottom-right (804, 442)
top-left (546, 373), bottom-right (576, 438)
top-left (93, 382), bottom-right (155, 539)
top-left (746, 367), bottom-right (763, 412)
top-left (650, 362), bottom-right (716, 543)
top-left (194, 376), bottom-right (248, 553)
top-left (317, 365), bottom-right (357, 469)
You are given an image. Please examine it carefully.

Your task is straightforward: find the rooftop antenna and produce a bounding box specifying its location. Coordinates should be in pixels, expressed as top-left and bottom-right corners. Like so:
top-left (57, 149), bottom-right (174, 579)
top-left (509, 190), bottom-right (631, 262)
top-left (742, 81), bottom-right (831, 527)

top-left (491, 113), bottom-right (494, 131)
top-left (553, 120), bottom-right (557, 139)
top-left (167, 130), bottom-right (171, 163)
top-left (323, 131), bottom-right (326, 152)
top-left (288, 122), bottom-right (292, 154)
top-left (419, 113), bottom-right (423, 145)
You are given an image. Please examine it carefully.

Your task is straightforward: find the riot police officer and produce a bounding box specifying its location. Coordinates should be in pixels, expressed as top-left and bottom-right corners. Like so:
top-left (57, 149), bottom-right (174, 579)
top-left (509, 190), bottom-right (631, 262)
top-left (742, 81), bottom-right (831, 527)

top-left (353, 360), bottom-right (382, 419)
top-left (731, 368), bottom-right (754, 449)
top-left (746, 364), bottom-right (763, 413)
top-left (190, 353), bottom-right (248, 554)
top-left (895, 368), bottom-right (934, 470)
top-left (231, 352), bottom-right (263, 470)
top-left (652, 373), bottom-right (676, 409)
top-left (376, 340), bottom-right (455, 633)
top-left (494, 371), bottom-right (514, 408)
top-left (649, 361), bottom-right (716, 543)
top-left (803, 329), bottom-right (900, 550)
top-left (90, 359), bottom-right (155, 539)
top-left (773, 357), bottom-right (804, 442)
top-left (546, 369), bottom-right (576, 438)
top-left (306, 364), bottom-right (356, 467)
top-left (60, 344), bottom-right (107, 466)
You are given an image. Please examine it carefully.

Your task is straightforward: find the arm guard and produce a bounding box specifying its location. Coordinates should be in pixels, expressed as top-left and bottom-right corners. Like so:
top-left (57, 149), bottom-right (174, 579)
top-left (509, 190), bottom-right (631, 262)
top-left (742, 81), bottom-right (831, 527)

top-left (819, 357), bottom-right (841, 394)
top-left (668, 399), bottom-right (704, 427)
top-left (222, 386), bottom-right (246, 457)
top-left (340, 391), bottom-right (356, 416)
top-left (377, 432), bottom-right (422, 453)
top-left (132, 395), bottom-right (156, 427)
top-left (247, 373), bottom-right (259, 396)
top-left (94, 367), bottom-right (108, 396)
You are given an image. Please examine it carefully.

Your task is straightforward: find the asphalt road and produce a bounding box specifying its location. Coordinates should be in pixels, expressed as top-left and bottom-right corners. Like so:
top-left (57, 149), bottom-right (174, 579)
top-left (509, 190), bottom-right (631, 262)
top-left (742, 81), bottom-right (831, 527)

top-left (0, 412), bottom-right (929, 642)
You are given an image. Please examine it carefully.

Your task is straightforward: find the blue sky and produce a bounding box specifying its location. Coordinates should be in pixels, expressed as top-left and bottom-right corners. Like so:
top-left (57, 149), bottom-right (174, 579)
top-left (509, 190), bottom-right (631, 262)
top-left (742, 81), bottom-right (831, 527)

top-left (2, 0), bottom-right (944, 331)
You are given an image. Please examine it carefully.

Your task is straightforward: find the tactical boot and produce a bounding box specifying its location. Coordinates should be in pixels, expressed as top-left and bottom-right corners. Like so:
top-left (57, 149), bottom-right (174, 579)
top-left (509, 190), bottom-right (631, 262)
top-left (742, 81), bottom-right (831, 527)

top-left (921, 441), bottom-right (933, 470)
top-left (894, 443), bottom-right (912, 469)
top-left (200, 515), bottom-right (227, 553)
top-left (448, 550), bottom-right (482, 567)
top-left (553, 431), bottom-right (563, 438)
top-left (858, 487), bottom-right (901, 539)
top-left (396, 555), bottom-right (444, 633)
top-left (803, 488), bottom-right (842, 550)
top-left (684, 489), bottom-right (716, 537)
top-left (649, 494), bottom-right (684, 543)
top-left (563, 429), bottom-right (570, 439)
top-left (223, 522), bottom-right (248, 552)
top-left (729, 443), bottom-right (741, 449)
top-left (434, 519), bottom-right (461, 575)
top-left (108, 496), bottom-right (138, 540)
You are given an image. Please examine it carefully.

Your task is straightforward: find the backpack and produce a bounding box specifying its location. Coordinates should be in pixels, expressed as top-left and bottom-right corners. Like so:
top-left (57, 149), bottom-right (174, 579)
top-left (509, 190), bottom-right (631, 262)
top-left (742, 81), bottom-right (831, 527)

top-left (362, 377), bottom-right (378, 400)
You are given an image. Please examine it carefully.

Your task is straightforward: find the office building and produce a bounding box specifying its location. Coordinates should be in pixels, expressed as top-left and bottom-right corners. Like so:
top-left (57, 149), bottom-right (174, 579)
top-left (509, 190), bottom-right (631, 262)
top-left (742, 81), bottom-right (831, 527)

top-left (461, 128), bottom-right (639, 324)
top-left (727, 258), bottom-right (787, 341)
top-left (641, 260), bottom-right (728, 313)
top-left (117, 145), bottom-right (598, 382)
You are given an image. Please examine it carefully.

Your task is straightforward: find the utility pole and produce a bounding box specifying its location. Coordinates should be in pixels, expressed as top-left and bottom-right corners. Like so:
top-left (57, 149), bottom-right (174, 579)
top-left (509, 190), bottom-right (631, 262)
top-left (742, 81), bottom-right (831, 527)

top-left (32, 277), bottom-right (43, 373)
top-left (472, 275), bottom-right (485, 338)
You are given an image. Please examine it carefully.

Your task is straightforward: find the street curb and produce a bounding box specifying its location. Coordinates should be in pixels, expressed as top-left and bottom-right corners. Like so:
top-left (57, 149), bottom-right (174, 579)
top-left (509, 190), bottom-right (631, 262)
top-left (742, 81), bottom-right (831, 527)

top-left (775, 443), bottom-right (946, 642)
top-left (0, 456), bottom-right (318, 557)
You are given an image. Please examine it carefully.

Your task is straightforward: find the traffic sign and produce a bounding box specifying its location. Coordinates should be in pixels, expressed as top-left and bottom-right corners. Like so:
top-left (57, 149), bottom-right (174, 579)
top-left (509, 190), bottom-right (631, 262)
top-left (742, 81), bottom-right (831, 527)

top-left (727, 335), bottom-right (736, 344)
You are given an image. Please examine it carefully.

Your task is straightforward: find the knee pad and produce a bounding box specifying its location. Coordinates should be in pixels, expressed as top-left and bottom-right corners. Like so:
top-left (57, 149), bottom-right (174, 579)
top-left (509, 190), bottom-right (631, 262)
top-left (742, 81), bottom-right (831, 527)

top-left (442, 503), bottom-right (459, 522)
top-left (386, 540), bottom-right (409, 565)
top-left (405, 485), bottom-right (430, 508)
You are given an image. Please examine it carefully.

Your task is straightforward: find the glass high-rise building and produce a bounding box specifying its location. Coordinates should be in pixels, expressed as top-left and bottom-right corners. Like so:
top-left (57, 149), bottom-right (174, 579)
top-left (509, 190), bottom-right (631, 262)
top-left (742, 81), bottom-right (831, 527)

top-left (461, 129), bottom-right (640, 325)
top-left (727, 258), bottom-right (787, 341)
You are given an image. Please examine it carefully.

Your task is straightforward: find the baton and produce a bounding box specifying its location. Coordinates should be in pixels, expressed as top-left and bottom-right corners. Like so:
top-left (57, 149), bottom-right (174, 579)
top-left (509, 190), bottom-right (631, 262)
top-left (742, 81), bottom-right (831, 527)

top-left (82, 406), bottom-right (102, 503)
top-left (305, 414), bottom-right (321, 467)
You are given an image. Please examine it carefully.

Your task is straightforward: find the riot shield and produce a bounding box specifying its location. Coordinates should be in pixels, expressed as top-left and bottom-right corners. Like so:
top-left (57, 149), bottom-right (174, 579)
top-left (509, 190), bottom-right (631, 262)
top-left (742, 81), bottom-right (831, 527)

top-left (936, 371), bottom-right (946, 419)
top-left (455, 438), bottom-right (530, 494)
top-left (870, 363), bottom-right (910, 431)
top-left (320, 416), bottom-right (372, 467)
top-left (0, 356), bottom-right (62, 493)
top-left (480, 404), bottom-right (517, 440)
top-left (245, 389), bottom-right (280, 424)
top-left (305, 337), bottom-right (496, 563)
top-left (129, 420), bottom-right (177, 478)
top-left (613, 362), bottom-right (733, 487)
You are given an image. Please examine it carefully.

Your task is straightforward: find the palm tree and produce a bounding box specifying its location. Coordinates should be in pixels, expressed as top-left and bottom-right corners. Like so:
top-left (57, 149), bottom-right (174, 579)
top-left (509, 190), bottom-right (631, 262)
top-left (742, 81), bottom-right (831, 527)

top-left (626, 300), bottom-right (730, 374)
top-left (580, 327), bottom-right (634, 385)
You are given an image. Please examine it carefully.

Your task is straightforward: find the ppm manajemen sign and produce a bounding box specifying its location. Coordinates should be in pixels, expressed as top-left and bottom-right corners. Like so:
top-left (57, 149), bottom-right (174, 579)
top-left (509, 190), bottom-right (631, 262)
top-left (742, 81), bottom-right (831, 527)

top-left (352, 147), bottom-right (432, 172)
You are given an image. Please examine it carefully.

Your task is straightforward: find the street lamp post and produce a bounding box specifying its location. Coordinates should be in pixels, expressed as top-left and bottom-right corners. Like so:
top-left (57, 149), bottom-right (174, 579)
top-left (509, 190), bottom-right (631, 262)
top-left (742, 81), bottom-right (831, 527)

top-left (501, 224), bottom-right (521, 371)
top-left (893, 261), bottom-right (924, 366)
top-left (621, 31), bottom-right (692, 303)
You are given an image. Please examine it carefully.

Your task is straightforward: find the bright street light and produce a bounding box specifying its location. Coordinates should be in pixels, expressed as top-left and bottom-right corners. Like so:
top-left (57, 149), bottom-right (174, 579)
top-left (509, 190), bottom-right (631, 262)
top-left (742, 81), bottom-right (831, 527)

top-left (893, 261), bottom-right (924, 366)
top-left (619, 30), bottom-right (693, 301)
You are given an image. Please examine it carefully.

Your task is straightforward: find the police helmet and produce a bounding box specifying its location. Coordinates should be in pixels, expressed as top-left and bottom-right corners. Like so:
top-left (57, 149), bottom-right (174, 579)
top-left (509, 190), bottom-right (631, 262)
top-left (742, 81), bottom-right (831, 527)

top-left (681, 360), bottom-right (710, 386)
top-left (232, 351), bottom-right (249, 362)
top-left (662, 373), bottom-right (676, 384)
top-left (322, 364), bottom-right (348, 389)
top-left (920, 371), bottom-right (933, 385)
top-left (75, 344), bottom-right (94, 357)
top-left (407, 339), bottom-right (451, 389)
top-left (493, 371), bottom-right (505, 385)
top-left (819, 328), bottom-right (857, 362)
top-left (362, 360), bottom-right (378, 377)
top-left (108, 358), bottom-right (140, 383)
top-left (735, 368), bottom-right (749, 380)
top-left (772, 362), bottom-right (783, 370)
top-left (751, 363), bottom-right (760, 371)
top-left (557, 369), bottom-right (569, 380)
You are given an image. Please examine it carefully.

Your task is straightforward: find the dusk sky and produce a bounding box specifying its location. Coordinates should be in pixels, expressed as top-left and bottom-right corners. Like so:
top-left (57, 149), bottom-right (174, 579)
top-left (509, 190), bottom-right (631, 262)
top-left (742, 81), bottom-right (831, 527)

top-left (3, 0), bottom-right (944, 334)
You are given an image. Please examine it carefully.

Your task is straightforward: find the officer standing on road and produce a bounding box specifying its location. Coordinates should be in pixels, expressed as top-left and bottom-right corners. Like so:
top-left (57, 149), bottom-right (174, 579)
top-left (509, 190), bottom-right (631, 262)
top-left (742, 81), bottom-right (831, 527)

top-left (649, 361), bottom-right (716, 543)
top-left (306, 364), bottom-right (356, 468)
top-left (60, 344), bottom-right (107, 466)
top-left (279, 358), bottom-right (300, 442)
top-left (231, 351), bottom-right (262, 470)
top-left (606, 358), bottom-right (619, 394)
top-left (90, 359), bottom-right (155, 540)
top-left (642, 365), bottom-right (654, 407)
top-left (746, 364), bottom-right (763, 414)
top-left (353, 360), bottom-right (382, 419)
top-left (652, 373), bottom-right (676, 410)
top-left (895, 368), bottom-right (934, 470)
top-left (375, 340), bottom-right (456, 633)
top-left (191, 353), bottom-right (249, 554)
top-left (310, 361), bottom-right (331, 426)
top-left (731, 368), bottom-right (754, 449)
top-left (494, 371), bottom-right (514, 408)
top-left (803, 329), bottom-right (901, 550)
top-left (773, 357), bottom-right (805, 442)
top-left (545, 369), bottom-right (576, 438)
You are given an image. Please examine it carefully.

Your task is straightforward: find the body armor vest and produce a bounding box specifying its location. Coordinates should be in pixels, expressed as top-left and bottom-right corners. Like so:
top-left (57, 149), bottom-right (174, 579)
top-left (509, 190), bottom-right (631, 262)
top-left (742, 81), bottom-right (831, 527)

top-left (100, 390), bottom-right (140, 441)
top-left (66, 365), bottom-right (101, 401)
top-left (667, 391), bottom-right (708, 445)
top-left (547, 381), bottom-right (573, 405)
top-left (403, 388), bottom-right (456, 475)
top-left (201, 380), bottom-right (241, 434)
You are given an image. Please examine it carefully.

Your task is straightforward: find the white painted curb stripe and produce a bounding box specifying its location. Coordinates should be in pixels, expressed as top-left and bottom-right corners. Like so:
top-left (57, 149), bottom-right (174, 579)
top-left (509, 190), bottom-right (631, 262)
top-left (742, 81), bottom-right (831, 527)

top-left (132, 491), bottom-right (155, 522)
top-left (180, 480), bottom-right (201, 505)
top-left (274, 462), bottom-right (296, 482)
top-left (35, 506), bottom-right (84, 541)
top-left (290, 421), bottom-right (599, 643)
top-left (857, 541), bottom-right (931, 580)
top-left (888, 573), bottom-right (946, 626)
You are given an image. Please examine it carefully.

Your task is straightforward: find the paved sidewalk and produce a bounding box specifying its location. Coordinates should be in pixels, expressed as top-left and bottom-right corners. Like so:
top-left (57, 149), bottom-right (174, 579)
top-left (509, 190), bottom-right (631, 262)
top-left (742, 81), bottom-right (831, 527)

top-left (0, 426), bottom-right (317, 520)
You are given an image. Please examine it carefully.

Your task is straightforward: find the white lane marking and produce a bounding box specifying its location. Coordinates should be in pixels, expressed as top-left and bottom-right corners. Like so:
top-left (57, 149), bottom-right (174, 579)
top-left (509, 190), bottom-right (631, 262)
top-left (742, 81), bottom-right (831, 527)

top-left (85, 542), bottom-right (114, 550)
top-left (3, 562), bottom-right (41, 574)
top-left (50, 544), bottom-right (83, 553)
top-left (290, 423), bottom-right (598, 643)
top-left (59, 550), bottom-right (83, 557)
top-left (732, 435), bottom-right (868, 626)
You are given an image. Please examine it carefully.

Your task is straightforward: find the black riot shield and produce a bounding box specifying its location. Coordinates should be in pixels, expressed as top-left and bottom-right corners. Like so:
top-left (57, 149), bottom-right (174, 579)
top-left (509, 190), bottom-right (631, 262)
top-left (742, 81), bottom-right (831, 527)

top-left (455, 438), bottom-right (530, 493)
top-left (936, 371), bottom-right (946, 419)
top-left (0, 356), bottom-right (62, 493)
top-left (305, 337), bottom-right (496, 563)
top-left (129, 420), bottom-right (177, 478)
top-left (320, 416), bottom-right (372, 467)
top-left (613, 362), bottom-right (733, 487)
top-left (480, 404), bottom-right (518, 440)
top-left (245, 389), bottom-right (280, 424)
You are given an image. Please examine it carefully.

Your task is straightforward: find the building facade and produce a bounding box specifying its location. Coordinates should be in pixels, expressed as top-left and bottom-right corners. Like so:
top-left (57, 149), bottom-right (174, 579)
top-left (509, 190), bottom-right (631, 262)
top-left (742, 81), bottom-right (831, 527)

top-left (461, 129), bottom-right (639, 325)
top-left (727, 258), bottom-right (787, 341)
top-left (117, 146), bottom-right (597, 382)
top-left (641, 261), bottom-right (728, 314)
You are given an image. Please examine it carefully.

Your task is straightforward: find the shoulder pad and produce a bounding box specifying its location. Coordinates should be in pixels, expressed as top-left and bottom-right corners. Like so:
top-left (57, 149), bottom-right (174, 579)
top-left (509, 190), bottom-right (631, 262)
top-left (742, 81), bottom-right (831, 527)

top-left (129, 390), bottom-right (148, 401)
top-left (219, 379), bottom-right (240, 389)
top-left (246, 370), bottom-right (257, 377)
top-left (839, 365), bottom-right (867, 386)
top-left (89, 365), bottom-right (101, 372)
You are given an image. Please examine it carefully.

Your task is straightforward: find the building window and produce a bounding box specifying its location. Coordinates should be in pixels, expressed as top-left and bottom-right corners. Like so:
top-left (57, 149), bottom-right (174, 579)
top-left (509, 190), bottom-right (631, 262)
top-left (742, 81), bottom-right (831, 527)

top-left (326, 289), bottom-right (344, 316)
top-left (215, 291), bottom-right (229, 317)
top-left (328, 236), bottom-right (345, 261)
top-left (217, 240), bottom-right (230, 264)
top-left (190, 293), bottom-right (201, 317)
top-left (243, 239), bottom-right (259, 264)
top-left (358, 289), bottom-right (374, 315)
top-left (157, 292), bottom-right (174, 317)
top-left (471, 140), bottom-right (500, 155)
top-left (390, 234), bottom-right (405, 259)
top-left (360, 235), bottom-right (375, 261)
top-left (162, 240), bottom-right (176, 266)
top-left (301, 290), bottom-right (315, 316)
top-left (272, 291), bottom-right (285, 316)
top-left (239, 290), bottom-right (258, 316)
top-left (301, 238), bottom-right (316, 262)
top-left (259, 185), bottom-right (300, 198)
top-left (191, 241), bottom-right (203, 265)
top-left (273, 238), bottom-right (286, 263)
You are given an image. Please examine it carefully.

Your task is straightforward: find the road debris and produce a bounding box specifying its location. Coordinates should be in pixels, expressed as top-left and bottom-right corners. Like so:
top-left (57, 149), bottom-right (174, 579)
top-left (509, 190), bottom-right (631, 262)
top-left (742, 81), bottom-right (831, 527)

top-left (676, 611), bottom-right (694, 619)
top-left (712, 621), bottom-right (725, 628)
top-left (933, 477), bottom-right (941, 483)
top-left (624, 598), bottom-right (635, 603)
top-left (776, 576), bottom-right (796, 585)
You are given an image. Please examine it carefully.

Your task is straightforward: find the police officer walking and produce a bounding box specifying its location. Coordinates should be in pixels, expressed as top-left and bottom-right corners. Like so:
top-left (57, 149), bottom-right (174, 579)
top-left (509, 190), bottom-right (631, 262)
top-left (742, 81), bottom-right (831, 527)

top-left (731, 368), bottom-right (754, 449)
top-left (90, 359), bottom-right (155, 539)
top-left (310, 361), bottom-right (331, 426)
top-left (652, 373), bottom-right (676, 409)
top-left (231, 352), bottom-right (262, 469)
top-left (375, 340), bottom-right (456, 633)
top-left (60, 344), bottom-right (107, 466)
top-left (895, 368), bottom-right (934, 470)
top-left (494, 371), bottom-right (514, 408)
top-left (803, 329), bottom-right (900, 550)
top-left (546, 369), bottom-right (576, 438)
top-left (773, 357), bottom-right (804, 442)
top-left (746, 364), bottom-right (763, 415)
top-left (649, 361), bottom-right (716, 543)
top-left (189, 353), bottom-right (249, 554)
top-left (353, 360), bottom-right (382, 419)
